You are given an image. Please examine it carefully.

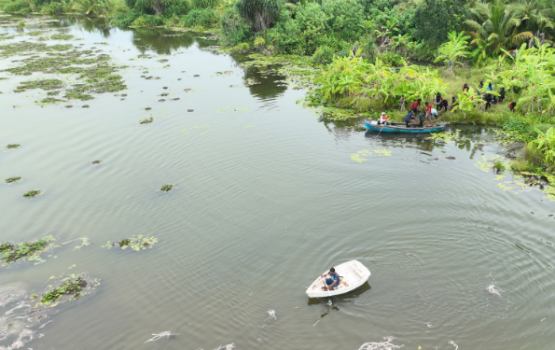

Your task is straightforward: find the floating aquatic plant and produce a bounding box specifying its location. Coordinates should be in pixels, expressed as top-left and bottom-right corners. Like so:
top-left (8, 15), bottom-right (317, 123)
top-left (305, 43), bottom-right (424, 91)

top-left (23, 190), bottom-right (42, 198)
top-left (102, 235), bottom-right (158, 252)
top-left (5, 177), bottom-right (21, 183)
top-left (0, 235), bottom-right (57, 267)
top-left (92, 160), bottom-right (101, 164)
top-left (40, 273), bottom-right (100, 307)
top-left (140, 117), bottom-right (153, 124)
top-left (6, 144), bottom-right (20, 149)
top-left (351, 149), bottom-right (391, 163)
top-left (160, 184), bottom-right (173, 192)
top-left (145, 107), bottom-right (152, 110)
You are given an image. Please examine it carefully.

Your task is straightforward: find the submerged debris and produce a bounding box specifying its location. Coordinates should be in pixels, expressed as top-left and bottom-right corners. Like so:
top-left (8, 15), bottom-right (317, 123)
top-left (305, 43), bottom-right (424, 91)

top-left (448, 340), bottom-right (459, 350)
top-left (92, 160), bottom-right (102, 164)
top-left (485, 284), bottom-right (501, 296)
top-left (102, 235), bottom-right (158, 252)
top-left (144, 331), bottom-right (178, 343)
top-left (358, 337), bottom-right (402, 350)
top-left (266, 309), bottom-right (276, 320)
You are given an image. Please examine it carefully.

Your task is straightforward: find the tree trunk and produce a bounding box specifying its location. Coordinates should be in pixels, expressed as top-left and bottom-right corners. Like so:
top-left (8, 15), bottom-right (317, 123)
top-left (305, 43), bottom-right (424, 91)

top-left (152, 0), bottom-right (164, 16)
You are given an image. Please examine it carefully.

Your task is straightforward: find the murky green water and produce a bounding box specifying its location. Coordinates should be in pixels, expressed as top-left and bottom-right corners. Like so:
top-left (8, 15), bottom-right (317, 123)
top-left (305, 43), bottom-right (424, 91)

top-left (1, 16), bottom-right (555, 350)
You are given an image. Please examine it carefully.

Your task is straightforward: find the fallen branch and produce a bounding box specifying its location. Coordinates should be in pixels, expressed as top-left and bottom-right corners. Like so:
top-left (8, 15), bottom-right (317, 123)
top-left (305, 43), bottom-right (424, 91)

top-left (144, 331), bottom-right (179, 343)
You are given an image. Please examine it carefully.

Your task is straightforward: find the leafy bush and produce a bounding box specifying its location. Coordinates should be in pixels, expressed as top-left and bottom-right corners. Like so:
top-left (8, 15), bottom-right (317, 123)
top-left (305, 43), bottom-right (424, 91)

top-left (312, 45), bottom-right (334, 65)
top-left (220, 6), bottom-right (252, 46)
top-left (236, 0), bottom-right (283, 31)
top-left (131, 14), bottom-right (165, 27)
top-left (165, 0), bottom-right (191, 16)
top-left (111, 9), bottom-right (142, 27)
top-left (230, 42), bottom-right (250, 54)
top-left (42, 1), bottom-right (63, 15)
top-left (191, 0), bottom-right (218, 9)
top-left (3, 0), bottom-right (31, 12)
top-left (528, 127), bottom-right (555, 167)
top-left (376, 51), bottom-right (404, 66)
top-left (181, 8), bottom-right (218, 28)
top-left (321, 0), bottom-right (364, 41)
top-left (254, 36), bottom-right (265, 52)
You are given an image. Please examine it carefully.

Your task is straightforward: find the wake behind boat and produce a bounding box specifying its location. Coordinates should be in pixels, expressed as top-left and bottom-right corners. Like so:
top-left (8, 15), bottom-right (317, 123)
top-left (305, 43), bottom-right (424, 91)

top-left (306, 260), bottom-right (370, 298)
top-left (365, 121), bottom-right (445, 134)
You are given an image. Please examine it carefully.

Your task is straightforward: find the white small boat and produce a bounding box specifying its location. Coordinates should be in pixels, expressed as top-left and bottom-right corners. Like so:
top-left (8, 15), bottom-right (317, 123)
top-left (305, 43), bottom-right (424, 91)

top-left (306, 260), bottom-right (371, 298)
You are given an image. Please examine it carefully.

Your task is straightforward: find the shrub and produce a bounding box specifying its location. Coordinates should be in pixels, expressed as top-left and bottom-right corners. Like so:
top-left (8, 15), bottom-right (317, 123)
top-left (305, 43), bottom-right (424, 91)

top-left (131, 15), bottom-right (165, 27)
top-left (230, 42), bottom-right (250, 54)
top-left (42, 2), bottom-right (63, 16)
top-left (312, 45), bottom-right (334, 65)
top-left (220, 7), bottom-right (252, 46)
top-left (511, 158), bottom-right (529, 172)
top-left (321, 0), bottom-right (365, 41)
top-left (376, 52), bottom-right (405, 66)
top-left (181, 8), bottom-right (218, 28)
top-left (111, 9), bottom-right (141, 27)
top-left (3, 0), bottom-right (31, 13)
top-left (165, 0), bottom-right (192, 16)
top-left (254, 37), bottom-right (265, 52)
top-left (191, 0), bottom-right (219, 9)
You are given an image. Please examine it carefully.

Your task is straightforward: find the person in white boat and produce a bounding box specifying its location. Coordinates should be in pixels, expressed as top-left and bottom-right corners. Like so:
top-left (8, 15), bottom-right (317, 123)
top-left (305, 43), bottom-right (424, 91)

top-left (321, 267), bottom-right (340, 290)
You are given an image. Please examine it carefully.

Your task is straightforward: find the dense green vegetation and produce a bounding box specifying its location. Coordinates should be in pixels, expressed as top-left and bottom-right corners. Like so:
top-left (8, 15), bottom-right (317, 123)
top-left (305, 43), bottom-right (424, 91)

top-left (0, 235), bottom-right (55, 266)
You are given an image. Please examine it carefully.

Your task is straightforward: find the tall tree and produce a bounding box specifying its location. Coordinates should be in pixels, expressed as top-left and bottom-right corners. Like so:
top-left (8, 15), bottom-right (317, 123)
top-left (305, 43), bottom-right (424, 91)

top-left (465, 0), bottom-right (533, 54)
top-left (236, 0), bottom-right (284, 31)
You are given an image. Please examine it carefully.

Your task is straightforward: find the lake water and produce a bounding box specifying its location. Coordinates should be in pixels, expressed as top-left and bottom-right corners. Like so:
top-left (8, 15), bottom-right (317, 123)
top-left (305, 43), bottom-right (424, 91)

top-left (1, 16), bottom-right (555, 350)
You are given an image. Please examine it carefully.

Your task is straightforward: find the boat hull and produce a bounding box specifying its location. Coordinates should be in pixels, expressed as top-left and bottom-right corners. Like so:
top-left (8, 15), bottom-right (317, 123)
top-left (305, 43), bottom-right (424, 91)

top-left (365, 122), bottom-right (445, 134)
top-left (306, 260), bottom-right (371, 298)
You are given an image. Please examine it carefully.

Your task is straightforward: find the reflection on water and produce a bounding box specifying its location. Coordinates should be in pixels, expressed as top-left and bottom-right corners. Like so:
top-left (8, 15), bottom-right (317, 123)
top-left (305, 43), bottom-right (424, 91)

top-left (1, 17), bottom-right (555, 350)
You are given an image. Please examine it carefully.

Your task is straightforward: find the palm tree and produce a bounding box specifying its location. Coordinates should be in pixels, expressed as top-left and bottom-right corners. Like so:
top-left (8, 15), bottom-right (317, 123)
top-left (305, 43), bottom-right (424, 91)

top-left (513, 0), bottom-right (554, 33)
top-left (465, 0), bottom-right (533, 55)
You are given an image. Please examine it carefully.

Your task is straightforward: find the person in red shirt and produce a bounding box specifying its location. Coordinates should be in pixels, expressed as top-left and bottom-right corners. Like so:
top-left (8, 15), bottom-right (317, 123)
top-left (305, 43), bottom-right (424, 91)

top-left (426, 102), bottom-right (432, 126)
top-left (410, 99), bottom-right (421, 113)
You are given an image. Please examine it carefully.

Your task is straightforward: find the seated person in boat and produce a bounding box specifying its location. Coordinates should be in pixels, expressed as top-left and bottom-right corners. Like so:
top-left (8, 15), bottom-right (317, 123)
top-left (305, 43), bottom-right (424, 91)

top-left (418, 110), bottom-right (425, 127)
top-left (379, 112), bottom-right (390, 125)
top-left (321, 267), bottom-right (340, 290)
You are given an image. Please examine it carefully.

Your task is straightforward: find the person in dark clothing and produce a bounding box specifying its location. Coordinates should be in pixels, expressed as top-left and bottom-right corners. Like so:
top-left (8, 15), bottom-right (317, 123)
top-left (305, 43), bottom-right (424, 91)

top-left (436, 93), bottom-right (443, 107)
top-left (492, 95), bottom-right (498, 104)
top-left (478, 81), bottom-right (484, 90)
top-left (439, 99), bottom-right (448, 111)
top-left (405, 111), bottom-right (414, 128)
top-left (499, 87), bottom-right (505, 103)
top-left (463, 83), bottom-right (469, 92)
top-left (509, 102), bottom-right (517, 112)
top-left (321, 267), bottom-right (340, 290)
top-left (485, 94), bottom-right (492, 110)
top-left (418, 110), bottom-right (425, 127)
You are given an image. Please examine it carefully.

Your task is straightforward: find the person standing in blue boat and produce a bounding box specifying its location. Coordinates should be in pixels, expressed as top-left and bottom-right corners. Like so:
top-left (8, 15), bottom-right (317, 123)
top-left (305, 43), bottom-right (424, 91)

top-left (321, 267), bottom-right (340, 290)
top-left (405, 110), bottom-right (414, 128)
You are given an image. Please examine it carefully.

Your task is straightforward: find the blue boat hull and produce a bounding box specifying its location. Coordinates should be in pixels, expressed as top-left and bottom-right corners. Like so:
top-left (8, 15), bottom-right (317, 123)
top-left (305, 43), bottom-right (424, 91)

top-left (365, 122), bottom-right (445, 134)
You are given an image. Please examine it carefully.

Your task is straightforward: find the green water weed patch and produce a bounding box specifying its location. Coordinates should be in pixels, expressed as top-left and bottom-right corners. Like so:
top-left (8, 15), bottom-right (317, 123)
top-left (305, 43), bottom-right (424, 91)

top-left (160, 184), bottom-right (173, 192)
top-left (15, 79), bottom-right (63, 92)
top-left (5, 176), bottom-right (22, 183)
top-left (39, 273), bottom-right (100, 307)
top-left (102, 235), bottom-right (158, 252)
top-left (6, 144), bottom-right (20, 149)
top-left (23, 190), bottom-right (42, 198)
top-left (0, 235), bottom-right (57, 267)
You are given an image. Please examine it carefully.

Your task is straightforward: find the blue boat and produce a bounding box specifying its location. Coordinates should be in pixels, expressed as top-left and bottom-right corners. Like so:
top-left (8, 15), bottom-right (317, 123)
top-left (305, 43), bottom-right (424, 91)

top-left (365, 121), bottom-right (445, 134)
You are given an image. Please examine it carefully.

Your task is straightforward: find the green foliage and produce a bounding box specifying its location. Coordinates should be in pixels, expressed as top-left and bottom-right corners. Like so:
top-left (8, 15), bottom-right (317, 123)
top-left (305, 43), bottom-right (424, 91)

top-left (131, 14), bottom-right (165, 27)
top-left (435, 31), bottom-right (470, 68)
top-left (181, 8), bottom-right (218, 28)
top-left (111, 9), bottom-right (142, 27)
top-left (312, 45), bottom-right (334, 65)
top-left (42, 1), bottom-right (63, 15)
top-left (3, 0), bottom-right (31, 13)
top-left (191, 0), bottom-right (218, 9)
top-left (40, 273), bottom-right (100, 306)
top-left (220, 6), bottom-right (253, 46)
top-left (320, 0), bottom-right (364, 41)
top-left (412, 0), bottom-right (469, 47)
top-left (528, 127), bottom-right (555, 167)
top-left (6, 144), bottom-right (20, 149)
